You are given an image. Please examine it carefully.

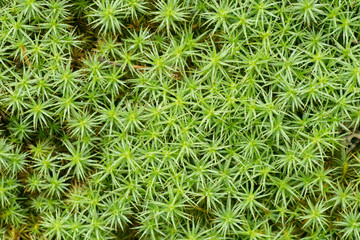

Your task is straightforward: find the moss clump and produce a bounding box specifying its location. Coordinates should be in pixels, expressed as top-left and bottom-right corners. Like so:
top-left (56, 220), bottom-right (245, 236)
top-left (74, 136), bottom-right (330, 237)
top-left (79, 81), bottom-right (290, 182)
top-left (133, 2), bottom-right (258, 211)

top-left (1, 0), bottom-right (360, 239)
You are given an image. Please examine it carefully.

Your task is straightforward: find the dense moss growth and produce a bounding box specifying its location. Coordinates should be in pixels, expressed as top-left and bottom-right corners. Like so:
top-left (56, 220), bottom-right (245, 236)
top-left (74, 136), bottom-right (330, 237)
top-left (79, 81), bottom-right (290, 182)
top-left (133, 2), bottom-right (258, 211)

top-left (1, 0), bottom-right (360, 239)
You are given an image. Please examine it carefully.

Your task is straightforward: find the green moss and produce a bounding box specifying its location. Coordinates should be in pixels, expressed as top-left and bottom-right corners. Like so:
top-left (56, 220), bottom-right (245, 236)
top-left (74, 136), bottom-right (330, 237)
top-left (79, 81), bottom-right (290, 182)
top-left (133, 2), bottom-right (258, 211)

top-left (0, 0), bottom-right (360, 239)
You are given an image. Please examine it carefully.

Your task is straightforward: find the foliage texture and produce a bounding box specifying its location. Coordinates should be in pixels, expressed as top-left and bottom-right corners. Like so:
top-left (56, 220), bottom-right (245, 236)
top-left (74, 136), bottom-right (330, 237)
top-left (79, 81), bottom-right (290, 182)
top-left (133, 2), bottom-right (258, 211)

top-left (1, 0), bottom-right (360, 239)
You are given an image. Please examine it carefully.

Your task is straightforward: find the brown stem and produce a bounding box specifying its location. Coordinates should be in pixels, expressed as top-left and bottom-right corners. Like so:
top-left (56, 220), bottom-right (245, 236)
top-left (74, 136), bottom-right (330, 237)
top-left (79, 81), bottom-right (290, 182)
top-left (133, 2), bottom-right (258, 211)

top-left (21, 45), bottom-right (30, 67)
